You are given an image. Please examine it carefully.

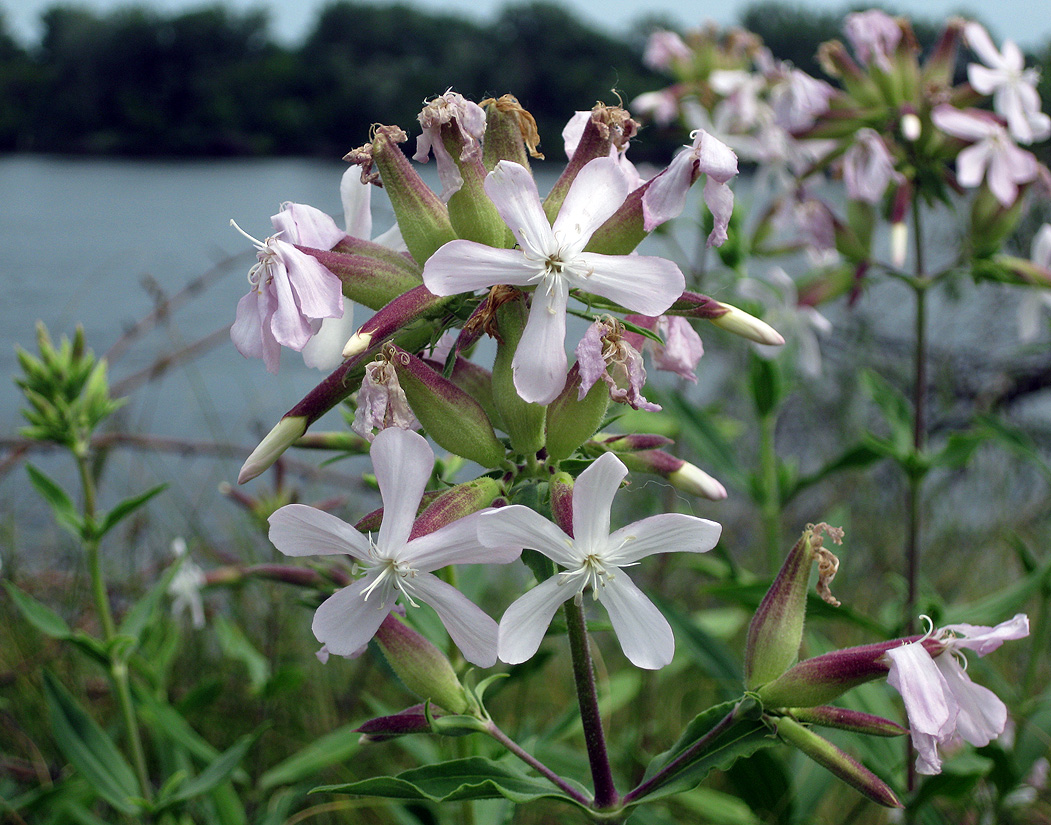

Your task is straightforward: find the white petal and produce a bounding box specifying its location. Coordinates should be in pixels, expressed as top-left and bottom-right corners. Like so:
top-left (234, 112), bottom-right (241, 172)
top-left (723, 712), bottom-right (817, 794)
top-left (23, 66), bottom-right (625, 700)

top-left (476, 505), bottom-right (578, 567)
top-left (642, 150), bottom-right (695, 230)
top-left (411, 573), bottom-right (500, 667)
top-left (498, 576), bottom-right (574, 664)
top-left (405, 511), bottom-right (521, 571)
top-left (964, 22), bottom-right (1005, 70)
top-left (573, 252), bottom-right (685, 316)
top-left (598, 573), bottom-right (675, 669)
top-left (231, 290), bottom-right (265, 360)
top-left (571, 452), bottom-right (626, 549)
top-left (371, 429), bottom-right (434, 554)
top-left (942, 613), bottom-right (1030, 656)
top-left (268, 261), bottom-right (315, 350)
top-left (269, 503), bottom-right (371, 560)
top-left (967, 64), bottom-right (1002, 96)
top-left (312, 577), bottom-right (396, 656)
top-left (301, 312), bottom-right (355, 370)
top-left (340, 167), bottom-right (373, 239)
top-left (937, 655), bottom-right (1006, 747)
top-left (553, 157), bottom-right (629, 249)
top-left (956, 141), bottom-right (993, 188)
top-left (885, 642), bottom-right (957, 737)
top-left (278, 243), bottom-right (344, 321)
top-left (703, 178), bottom-right (735, 247)
top-left (607, 513), bottom-right (722, 565)
top-left (512, 282), bottom-right (569, 405)
top-left (423, 241), bottom-right (541, 296)
top-left (913, 730), bottom-right (944, 775)
top-left (932, 105), bottom-right (996, 141)
top-left (484, 160), bottom-right (555, 256)
top-left (562, 111), bottom-right (591, 159)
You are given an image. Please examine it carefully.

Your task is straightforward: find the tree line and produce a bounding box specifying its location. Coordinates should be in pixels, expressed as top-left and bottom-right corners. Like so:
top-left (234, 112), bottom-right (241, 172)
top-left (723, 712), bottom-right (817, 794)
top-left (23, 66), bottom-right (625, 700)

top-left (0, 1), bottom-right (1047, 159)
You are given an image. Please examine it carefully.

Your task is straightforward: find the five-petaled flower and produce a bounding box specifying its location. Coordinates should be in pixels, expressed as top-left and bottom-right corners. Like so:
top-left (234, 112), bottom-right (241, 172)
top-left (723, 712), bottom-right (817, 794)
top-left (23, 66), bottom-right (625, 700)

top-left (422, 157), bottom-right (686, 404)
top-left (479, 452), bottom-right (722, 669)
top-left (884, 614), bottom-right (1029, 775)
top-left (268, 428), bottom-right (518, 667)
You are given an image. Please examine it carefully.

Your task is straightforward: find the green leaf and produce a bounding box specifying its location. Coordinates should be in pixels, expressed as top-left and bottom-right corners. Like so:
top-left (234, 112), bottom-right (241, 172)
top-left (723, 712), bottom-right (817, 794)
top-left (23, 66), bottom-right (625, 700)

top-left (214, 616), bottom-right (270, 694)
top-left (784, 443), bottom-right (885, 502)
top-left (259, 723), bottom-right (362, 790)
top-left (749, 352), bottom-right (783, 418)
top-left (633, 701), bottom-right (775, 803)
top-left (161, 732), bottom-right (258, 808)
top-left (860, 371), bottom-right (913, 458)
top-left (3, 581), bottom-right (73, 639)
top-left (119, 553), bottom-right (183, 642)
top-left (316, 756), bottom-right (591, 811)
top-left (25, 464), bottom-right (83, 536)
top-left (96, 484), bottom-right (167, 540)
top-left (42, 671), bottom-right (140, 814)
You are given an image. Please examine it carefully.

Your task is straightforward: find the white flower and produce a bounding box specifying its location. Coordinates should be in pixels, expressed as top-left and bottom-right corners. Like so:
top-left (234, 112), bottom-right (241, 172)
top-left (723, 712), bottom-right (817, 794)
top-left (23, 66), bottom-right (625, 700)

top-left (481, 452), bottom-right (722, 669)
top-left (268, 428), bottom-right (518, 667)
top-left (843, 128), bottom-right (903, 205)
top-left (422, 158), bottom-right (685, 404)
top-left (884, 614), bottom-right (1029, 775)
top-left (168, 539), bottom-right (206, 629)
top-left (843, 10), bottom-right (901, 71)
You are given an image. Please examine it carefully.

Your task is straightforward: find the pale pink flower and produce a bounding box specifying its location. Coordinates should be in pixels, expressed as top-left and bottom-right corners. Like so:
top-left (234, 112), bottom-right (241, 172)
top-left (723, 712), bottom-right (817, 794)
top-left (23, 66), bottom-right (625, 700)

top-left (964, 22), bottom-right (1051, 145)
top-left (843, 129), bottom-right (903, 204)
top-left (630, 89), bottom-right (680, 126)
top-left (643, 129), bottom-right (739, 246)
top-left (413, 90), bottom-right (487, 200)
top-left (644, 30), bottom-right (692, 71)
top-left (769, 68), bottom-right (836, 132)
top-left (576, 318), bottom-right (659, 411)
top-left (884, 614), bottom-right (1029, 775)
top-left (230, 206), bottom-right (345, 374)
top-left (624, 314), bottom-right (704, 382)
top-left (932, 104), bottom-right (1040, 207)
top-left (844, 10), bottom-right (901, 71)
top-left (562, 111), bottom-right (644, 190)
top-left (483, 452), bottom-right (722, 669)
top-left (422, 158), bottom-right (685, 404)
top-left (352, 356), bottom-right (420, 442)
top-left (268, 428), bottom-right (518, 667)
top-left (709, 70), bottom-right (768, 132)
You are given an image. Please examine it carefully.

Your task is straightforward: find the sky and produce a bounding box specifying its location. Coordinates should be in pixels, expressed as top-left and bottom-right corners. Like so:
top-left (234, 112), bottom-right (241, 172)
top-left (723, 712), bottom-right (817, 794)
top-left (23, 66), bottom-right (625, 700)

top-left (4, 0), bottom-right (1049, 50)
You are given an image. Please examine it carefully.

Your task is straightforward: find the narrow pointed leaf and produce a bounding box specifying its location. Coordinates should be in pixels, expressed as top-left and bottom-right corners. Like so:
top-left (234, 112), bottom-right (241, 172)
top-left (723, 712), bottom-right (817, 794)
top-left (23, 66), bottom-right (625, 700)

top-left (25, 464), bottom-right (83, 535)
top-left (97, 484), bottom-right (167, 540)
top-left (3, 581), bottom-right (73, 639)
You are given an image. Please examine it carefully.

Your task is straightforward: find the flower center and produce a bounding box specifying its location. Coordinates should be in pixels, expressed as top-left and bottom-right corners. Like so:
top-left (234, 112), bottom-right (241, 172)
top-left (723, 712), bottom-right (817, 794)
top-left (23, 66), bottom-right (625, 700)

top-left (361, 555), bottom-right (421, 607)
top-left (559, 552), bottom-right (616, 598)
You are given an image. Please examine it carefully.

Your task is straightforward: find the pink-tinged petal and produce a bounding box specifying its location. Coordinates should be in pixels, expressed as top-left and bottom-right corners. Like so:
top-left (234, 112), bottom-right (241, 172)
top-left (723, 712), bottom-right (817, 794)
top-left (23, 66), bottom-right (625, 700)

top-left (498, 576), bottom-right (575, 664)
top-left (987, 148), bottom-right (1024, 207)
top-left (654, 316), bottom-right (703, 379)
top-left (312, 577), bottom-right (396, 656)
top-left (936, 655), bottom-right (1006, 747)
top-left (553, 157), bottom-right (629, 248)
top-left (277, 242), bottom-right (344, 320)
top-left (697, 131), bottom-right (739, 184)
top-left (967, 63), bottom-right (1002, 96)
top-left (964, 22), bottom-right (1005, 70)
top-left (885, 642), bottom-right (957, 737)
top-left (598, 572), bottom-right (675, 669)
top-left (272, 203), bottom-right (345, 250)
top-left (913, 730), bottom-right (944, 775)
top-left (573, 252), bottom-right (685, 315)
top-left (231, 290), bottom-right (266, 360)
top-left (406, 512), bottom-right (521, 571)
top-left (301, 312), bottom-right (355, 370)
top-left (340, 166), bottom-right (373, 239)
top-left (476, 505), bottom-right (577, 568)
top-left (268, 261), bottom-right (315, 350)
top-left (575, 321), bottom-right (609, 398)
top-left (956, 141), bottom-right (994, 188)
top-left (607, 513), bottom-right (721, 565)
top-left (932, 105), bottom-right (996, 141)
top-left (643, 150), bottom-right (696, 231)
top-left (423, 241), bottom-right (541, 295)
top-left (942, 613), bottom-right (1029, 656)
top-left (703, 177), bottom-right (735, 247)
top-left (571, 452), bottom-right (627, 548)
top-left (371, 428), bottom-right (434, 554)
top-left (410, 573), bottom-right (499, 667)
top-left (562, 111), bottom-right (591, 159)
top-left (269, 503), bottom-right (373, 560)
top-left (483, 160), bottom-right (554, 255)
top-left (513, 282), bottom-right (569, 404)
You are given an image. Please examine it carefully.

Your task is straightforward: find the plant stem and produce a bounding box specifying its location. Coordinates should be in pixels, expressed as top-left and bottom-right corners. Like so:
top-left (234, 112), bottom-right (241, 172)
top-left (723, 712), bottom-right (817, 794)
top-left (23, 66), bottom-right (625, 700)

top-left (759, 410), bottom-right (781, 572)
top-left (486, 723), bottom-right (592, 806)
top-left (563, 598), bottom-right (619, 809)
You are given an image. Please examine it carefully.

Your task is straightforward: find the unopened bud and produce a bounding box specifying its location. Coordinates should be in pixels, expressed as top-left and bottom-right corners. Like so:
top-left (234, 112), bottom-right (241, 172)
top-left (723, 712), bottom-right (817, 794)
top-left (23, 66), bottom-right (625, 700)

top-left (342, 329), bottom-right (374, 359)
top-left (789, 705), bottom-right (907, 737)
top-left (890, 222), bottom-right (908, 268)
top-left (900, 112), bottom-right (921, 142)
top-left (374, 614), bottom-right (470, 714)
top-left (238, 416), bottom-right (307, 484)
top-left (545, 364), bottom-right (610, 461)
top-left (709, 302), bottom-right (785, 346)
top-left (357, 704), bottom-right (434, 742)
top-left (305, 239), bottom-right (423, 311)
top-left (408, 477), bottom-right (503, 540)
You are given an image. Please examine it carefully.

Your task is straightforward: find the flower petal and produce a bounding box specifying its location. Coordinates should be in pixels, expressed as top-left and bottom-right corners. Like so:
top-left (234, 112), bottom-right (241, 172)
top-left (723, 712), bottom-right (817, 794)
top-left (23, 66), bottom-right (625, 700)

top-left (372, 428), bottom-right (434, 554)
top-left (301, 312), bottom-right (356, 370)
top-left (607, 513), bottom-right (722, 565)
top-left (269, 503), bottom-right (372, 560)
top-left (572, 252), bottom-right (685, 316)
top-left (476, 505), bottom-right (577, 567)
top-left (272, 203), bottom-right (345, 250)
top-left (277, 242), bottom-right (344, 321)
top-left (936, 655), bottom-right (1006, 747)
top-left (411, 573), bottom-right (500, 667)
top-left (340, 166), bottom-right (373, 239)
top-left (498, 576), bottom-right (575, 664)
top-left (423, 241), bottom-right (542, 296)
top-left (885, 642), bottom-right (956, 737)
top-left (513, 281), bottom-right (569, 404)
top-left (571, 452), bottom-right (627, 548)
top-left (598, 572), bottom-right (675, 669)
top-left (312, 577), bottom-right (396, 656)
top-left (942, 613), bottom-right (1030, 656)
top-left (483, 160), bottom-right (554, 255)
top-left (553, 157), bottom-right (629, 250)
top-left (406, 511), bottom-right (521, 571)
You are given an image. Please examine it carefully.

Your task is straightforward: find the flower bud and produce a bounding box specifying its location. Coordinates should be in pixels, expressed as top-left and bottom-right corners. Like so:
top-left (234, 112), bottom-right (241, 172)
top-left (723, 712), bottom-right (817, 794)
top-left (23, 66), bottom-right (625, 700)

top-left (408, 477), bottom-right (503, 540)
top-left (344, 285), bottom-right (453, 360)
top-left (387, 344), bottom-right (506, 468)
top-left (424, 356), bottom-right (503, 432)
top-left (351, 125), bottom-right (457, 264)
top-left (238, 415), bottom-right (308, 484)
top-left (610, 449), bottom-right (727, 501)
top-left (374, 614), bottom-right (470, 714)
top-left (789, 706), bottom-right (907, 737)
top-left (356, 704), bottom-right (435, 742)
top-left (745, 524), bottom-right (843, 690)
top-left (709, 302), bottom-right (785, 346)
top-left (481, 94), bottom-right (543, 169)
top-left (666, 291), bottom-right (732, 320)
top-left (491, 299), bottom-right (547, 456)
top-left (549, 471), bottom-right (575, 535)
top-left (593, 432), bottom-right (674, 452)
top-left (769, 716), bottom-right (902, 808)
top-left (303, 238), bottom-right (423, 310)
top-left (545, 364), bottom-right (610, 461)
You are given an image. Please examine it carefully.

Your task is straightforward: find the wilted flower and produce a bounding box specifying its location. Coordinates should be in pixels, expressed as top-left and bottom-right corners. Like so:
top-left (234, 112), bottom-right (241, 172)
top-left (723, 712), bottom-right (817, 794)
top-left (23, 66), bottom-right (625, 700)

top-left (644, 30), bottom-right (692, 71)
top-left (843, 10), bottom-right (901, 71)
top-left (624, 314), bottom-right (704, 382)
top-left (482, 452), bottom-right (722, 669)
top-left (268, 428), bottom-right (518, 667)
top-left (352, 350), bottom-right (421, 442)
top-left (884, 614), bottom-right (1029, 775)
top-left (843, 129), bottom-right (903, 204)
top-left (414, 90), bottom-right (487, 200)
top-left (575, 317), bottom-right (659, 411)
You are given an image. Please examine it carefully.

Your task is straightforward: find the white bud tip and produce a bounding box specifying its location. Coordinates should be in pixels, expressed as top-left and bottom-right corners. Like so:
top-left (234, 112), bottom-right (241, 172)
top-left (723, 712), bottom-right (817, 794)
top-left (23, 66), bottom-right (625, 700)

top-left (891, 222), bottom-right (909, 269)
top-left (713, 303), bottom-right (786, 347)
top-left (670, 463), bottom-right (728, 500)
top-left (342, 329), bottom-right (374, 359)
top-left (901, 113), bottom-right (922, 142)
top-left (237, 416), bottom-right (308, 484)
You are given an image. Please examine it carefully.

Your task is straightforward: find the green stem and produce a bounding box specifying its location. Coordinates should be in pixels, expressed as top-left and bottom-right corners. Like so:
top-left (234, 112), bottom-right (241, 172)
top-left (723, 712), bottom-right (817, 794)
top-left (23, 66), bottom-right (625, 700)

top-left (759, 411), bottom-right (781, 572)
top-left (564, 598), bottom-right (619, 810)
top-left (486, 723), bottom-right (592, 806)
